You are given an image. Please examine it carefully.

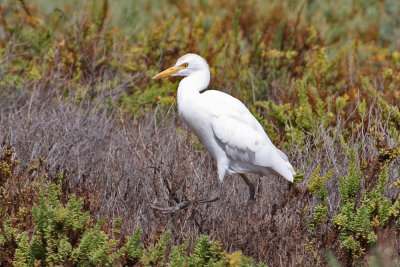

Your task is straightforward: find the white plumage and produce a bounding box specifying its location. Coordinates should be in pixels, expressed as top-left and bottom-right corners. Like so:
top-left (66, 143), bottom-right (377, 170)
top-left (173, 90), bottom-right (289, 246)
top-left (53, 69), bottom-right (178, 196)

top-left (153, 53), bottom-right (294, 209)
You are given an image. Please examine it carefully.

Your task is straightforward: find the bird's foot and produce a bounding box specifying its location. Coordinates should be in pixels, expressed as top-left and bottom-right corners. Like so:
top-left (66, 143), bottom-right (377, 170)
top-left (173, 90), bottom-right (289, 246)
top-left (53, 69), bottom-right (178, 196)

top-left (196, 194), bottom-right (220, 204)
top-left (248, 195), bottom-right (255, 203)
top-left (247, 197), bottom-right (256, 209)
top-left (151, 200), bottom-right (192, 213)
top-left (151, 194), bottom-right (221, 213)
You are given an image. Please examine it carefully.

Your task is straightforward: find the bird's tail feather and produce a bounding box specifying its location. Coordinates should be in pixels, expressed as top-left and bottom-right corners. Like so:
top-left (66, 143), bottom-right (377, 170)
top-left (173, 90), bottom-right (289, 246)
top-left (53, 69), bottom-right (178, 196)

top-left (274, 149), bottom-right (295, 183)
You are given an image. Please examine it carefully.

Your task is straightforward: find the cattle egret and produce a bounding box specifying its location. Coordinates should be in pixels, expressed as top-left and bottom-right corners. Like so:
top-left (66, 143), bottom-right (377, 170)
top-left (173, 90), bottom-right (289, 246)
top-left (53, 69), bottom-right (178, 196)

top-left (152, 53), bottom-right (295, 212)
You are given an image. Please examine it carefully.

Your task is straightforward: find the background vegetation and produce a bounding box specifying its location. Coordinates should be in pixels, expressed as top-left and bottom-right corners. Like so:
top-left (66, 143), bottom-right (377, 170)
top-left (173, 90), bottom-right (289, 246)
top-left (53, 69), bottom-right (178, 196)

top-left (0, 0), bottom-right (399, 266)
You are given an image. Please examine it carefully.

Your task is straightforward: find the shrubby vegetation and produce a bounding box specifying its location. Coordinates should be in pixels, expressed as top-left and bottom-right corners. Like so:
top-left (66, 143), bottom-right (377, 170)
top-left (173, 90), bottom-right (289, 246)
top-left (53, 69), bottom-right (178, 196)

top-left (0, 0), bottom-right (399, 266)
top-left (1, 147), bottom-right (262, 266)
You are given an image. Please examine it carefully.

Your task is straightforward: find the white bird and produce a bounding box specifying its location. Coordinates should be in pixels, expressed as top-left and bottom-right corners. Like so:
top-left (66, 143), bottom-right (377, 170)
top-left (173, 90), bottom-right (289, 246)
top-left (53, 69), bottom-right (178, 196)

top-left (152, 53), bottom-right (295, 212)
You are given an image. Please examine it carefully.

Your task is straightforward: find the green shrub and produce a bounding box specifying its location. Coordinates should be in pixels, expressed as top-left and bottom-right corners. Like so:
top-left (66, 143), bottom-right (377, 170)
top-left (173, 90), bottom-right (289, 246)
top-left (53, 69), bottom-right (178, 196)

top-left (334, 150), bottom-right (400, 258)
top-left (308, 166), bottom-right (333, 230)
top-left (1, 176), bottom-right (267, 266)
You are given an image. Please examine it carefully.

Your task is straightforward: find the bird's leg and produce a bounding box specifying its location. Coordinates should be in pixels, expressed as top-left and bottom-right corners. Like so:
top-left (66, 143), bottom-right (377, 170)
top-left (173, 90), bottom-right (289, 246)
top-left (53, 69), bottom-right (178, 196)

top-left (151, 183), bottom-right (224, 213)
top-left (239, 173), bottom-right (255, 201)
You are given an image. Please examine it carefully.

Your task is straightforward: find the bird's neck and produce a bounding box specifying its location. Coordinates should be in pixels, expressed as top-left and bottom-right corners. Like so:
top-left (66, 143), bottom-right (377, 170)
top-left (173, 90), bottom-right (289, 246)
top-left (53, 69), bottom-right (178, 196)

top-left (177, 71), bottom-right (210, 101)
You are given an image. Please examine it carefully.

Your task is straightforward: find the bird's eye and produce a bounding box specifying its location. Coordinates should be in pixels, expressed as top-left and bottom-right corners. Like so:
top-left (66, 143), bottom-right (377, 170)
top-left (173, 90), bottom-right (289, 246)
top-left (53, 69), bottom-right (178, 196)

top-left (181, 63), bottom-right (189, 68)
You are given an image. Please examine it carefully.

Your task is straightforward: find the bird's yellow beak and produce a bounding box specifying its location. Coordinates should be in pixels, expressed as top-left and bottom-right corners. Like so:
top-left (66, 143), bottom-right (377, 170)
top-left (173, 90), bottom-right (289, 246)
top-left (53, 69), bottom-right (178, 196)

top-left (152, 65), bottom-right (185, 79)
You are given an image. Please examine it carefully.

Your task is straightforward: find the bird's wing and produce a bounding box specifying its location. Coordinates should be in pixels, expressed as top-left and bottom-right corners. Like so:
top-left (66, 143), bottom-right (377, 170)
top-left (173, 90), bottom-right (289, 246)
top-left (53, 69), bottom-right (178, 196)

top-left (203, 90), bottom-right (272, 140)
top-left (211, 115), bottom-right (264, 155)
top-left (211, 114), bottom-right (295, 181)
top-left (204, 90), bottom-right (273, 161)
top-left (204, 90), bottom-right (295, 181)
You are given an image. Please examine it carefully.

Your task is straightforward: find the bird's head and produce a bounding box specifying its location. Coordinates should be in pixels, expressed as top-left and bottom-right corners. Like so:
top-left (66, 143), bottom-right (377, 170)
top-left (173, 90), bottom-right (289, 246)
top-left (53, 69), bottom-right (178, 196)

top-left (152, 53), bottom-right (209, 79)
